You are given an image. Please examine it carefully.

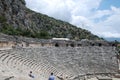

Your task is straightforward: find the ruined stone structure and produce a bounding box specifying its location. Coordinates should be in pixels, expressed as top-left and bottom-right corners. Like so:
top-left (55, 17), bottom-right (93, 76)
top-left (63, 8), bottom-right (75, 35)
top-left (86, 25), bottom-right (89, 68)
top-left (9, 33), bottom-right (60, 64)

top-left (0, 34), bottom-right (120, 80)
top-left (0, 33), bottom-right (116, 49)
top-left (0, 0), bottom-right (119, 79)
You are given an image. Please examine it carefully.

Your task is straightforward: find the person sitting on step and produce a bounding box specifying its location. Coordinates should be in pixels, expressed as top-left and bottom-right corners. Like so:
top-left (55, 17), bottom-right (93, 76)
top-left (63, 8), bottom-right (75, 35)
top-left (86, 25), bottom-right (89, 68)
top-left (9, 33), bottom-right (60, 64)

top-left (28, 71), bottom-right (35, 78)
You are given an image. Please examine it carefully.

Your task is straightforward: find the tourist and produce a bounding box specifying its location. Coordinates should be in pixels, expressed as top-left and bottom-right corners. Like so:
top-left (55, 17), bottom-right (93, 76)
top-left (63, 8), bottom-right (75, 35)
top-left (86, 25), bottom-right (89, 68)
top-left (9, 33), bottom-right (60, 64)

top-left (28, 71), bottom-right (35, 78)
top-left (48, 73), bottom-right (55, 80)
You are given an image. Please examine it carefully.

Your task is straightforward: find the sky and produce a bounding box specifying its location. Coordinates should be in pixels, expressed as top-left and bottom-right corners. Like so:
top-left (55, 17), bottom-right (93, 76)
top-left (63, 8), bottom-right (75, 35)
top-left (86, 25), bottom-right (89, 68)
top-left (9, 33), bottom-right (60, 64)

top-left (25, 0), bottom-right (120, 39)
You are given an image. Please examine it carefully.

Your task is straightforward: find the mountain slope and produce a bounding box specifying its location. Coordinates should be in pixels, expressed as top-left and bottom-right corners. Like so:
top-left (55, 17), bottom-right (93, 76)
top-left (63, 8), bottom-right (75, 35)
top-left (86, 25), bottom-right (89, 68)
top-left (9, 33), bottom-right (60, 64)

top-left (0, 0), bottom-right (101, 40)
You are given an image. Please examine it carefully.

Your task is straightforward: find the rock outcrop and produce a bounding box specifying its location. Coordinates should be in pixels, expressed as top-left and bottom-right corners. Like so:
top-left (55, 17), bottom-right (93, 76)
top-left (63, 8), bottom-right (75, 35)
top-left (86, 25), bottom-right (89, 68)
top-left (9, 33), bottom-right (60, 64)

top-left (0, 0), bottom-right (101, 40)
top-left (0, 0), bottom-right (26, 27)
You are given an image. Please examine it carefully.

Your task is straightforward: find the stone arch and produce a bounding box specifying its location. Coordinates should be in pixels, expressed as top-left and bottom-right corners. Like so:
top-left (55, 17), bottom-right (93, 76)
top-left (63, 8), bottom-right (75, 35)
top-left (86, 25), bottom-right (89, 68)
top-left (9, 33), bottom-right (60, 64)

top-left (66, 44), bottom-right (69, 47)
top-left (91, 43), bottom-right (95, 46)
top-left (55, 43), bottom-right (59, 47)
top-left (77, 44), bottom-right (82, 47)
top-left (70, 44), bottom-right (74, 47)
top-left (98, 43), bottom-right (102, 47)
top-left (41, 43), bottom-right (44, 46)
top-left (112, 43), bottom-right (115, 47)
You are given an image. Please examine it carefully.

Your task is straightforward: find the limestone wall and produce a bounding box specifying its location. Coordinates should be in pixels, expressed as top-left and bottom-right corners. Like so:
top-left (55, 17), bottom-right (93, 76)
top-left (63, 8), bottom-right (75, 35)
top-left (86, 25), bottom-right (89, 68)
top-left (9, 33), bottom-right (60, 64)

top-left (0, 41), bottom-right (15, 49)
top-left (0, 33), bottom-right (116, 49)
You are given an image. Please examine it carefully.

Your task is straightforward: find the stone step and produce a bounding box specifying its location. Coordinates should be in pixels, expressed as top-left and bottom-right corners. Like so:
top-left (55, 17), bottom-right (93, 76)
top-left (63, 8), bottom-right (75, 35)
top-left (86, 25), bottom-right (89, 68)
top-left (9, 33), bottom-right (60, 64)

top-left (0, 49), bottom-right (73, 80)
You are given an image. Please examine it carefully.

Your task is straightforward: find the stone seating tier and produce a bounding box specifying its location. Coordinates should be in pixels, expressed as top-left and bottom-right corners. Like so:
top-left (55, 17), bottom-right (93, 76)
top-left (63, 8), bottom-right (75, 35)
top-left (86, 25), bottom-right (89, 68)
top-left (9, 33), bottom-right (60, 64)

top-left (0, 46), bottom-right (118, 80)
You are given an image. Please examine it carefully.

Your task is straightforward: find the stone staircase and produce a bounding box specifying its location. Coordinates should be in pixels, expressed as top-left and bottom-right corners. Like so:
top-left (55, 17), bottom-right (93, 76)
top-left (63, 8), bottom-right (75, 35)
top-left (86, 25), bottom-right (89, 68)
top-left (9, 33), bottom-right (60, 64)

top-left (0, 46), bottom-right (119, 80)
top-left (0, 49), bottom-right (71, 80)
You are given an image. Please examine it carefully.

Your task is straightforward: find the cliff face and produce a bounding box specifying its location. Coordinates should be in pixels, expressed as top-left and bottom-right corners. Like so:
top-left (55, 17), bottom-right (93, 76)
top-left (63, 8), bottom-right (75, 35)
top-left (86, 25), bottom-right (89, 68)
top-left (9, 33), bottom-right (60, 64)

top-left (0, 0), bottom-right (101, 40)
top-left (0, 0), bottom-right (26, 27)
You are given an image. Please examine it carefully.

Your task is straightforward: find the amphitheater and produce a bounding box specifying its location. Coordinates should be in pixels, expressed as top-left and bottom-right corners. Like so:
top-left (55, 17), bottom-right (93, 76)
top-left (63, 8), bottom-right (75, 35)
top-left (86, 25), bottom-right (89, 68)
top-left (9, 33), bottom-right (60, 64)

top-left (0, 34), bottom-right (120, 80)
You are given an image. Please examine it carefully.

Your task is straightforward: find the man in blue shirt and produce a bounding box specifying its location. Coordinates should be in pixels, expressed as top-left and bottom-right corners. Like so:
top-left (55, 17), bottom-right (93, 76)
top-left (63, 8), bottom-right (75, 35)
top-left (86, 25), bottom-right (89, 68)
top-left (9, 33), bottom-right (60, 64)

top-left (49, 73), bottom-right (55, 80)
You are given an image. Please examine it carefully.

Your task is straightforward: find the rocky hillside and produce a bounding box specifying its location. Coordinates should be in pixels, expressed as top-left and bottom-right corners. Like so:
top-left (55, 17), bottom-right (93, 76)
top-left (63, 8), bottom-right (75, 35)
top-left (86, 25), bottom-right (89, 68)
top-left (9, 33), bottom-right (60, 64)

top-left (0, 0), bottom-right (101, 40)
